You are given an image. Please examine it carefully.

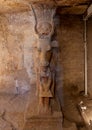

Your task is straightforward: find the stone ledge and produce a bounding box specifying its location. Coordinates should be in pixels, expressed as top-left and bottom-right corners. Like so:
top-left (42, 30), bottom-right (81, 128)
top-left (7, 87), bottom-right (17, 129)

top-left (24, 114), bottom-right (62, 130)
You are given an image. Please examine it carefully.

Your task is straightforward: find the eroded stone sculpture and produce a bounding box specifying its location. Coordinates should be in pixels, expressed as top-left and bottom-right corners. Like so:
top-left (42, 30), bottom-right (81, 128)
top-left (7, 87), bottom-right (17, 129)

top-left (23, 4), bottom-right (63, 130)
top-left (31, 4), bottom-right (59, 115)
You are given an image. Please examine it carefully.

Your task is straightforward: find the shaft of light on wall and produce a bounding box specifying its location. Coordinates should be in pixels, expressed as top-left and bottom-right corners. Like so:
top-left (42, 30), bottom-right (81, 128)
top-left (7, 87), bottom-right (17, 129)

top-left (83, 4), bottom-right (92, 96)
top-left (87, 4), bottom-right (92, 20)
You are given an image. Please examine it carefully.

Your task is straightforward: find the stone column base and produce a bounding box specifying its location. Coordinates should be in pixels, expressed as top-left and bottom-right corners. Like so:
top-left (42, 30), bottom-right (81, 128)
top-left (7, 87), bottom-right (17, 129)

top-left (23, 112), bottom-right (62, 130)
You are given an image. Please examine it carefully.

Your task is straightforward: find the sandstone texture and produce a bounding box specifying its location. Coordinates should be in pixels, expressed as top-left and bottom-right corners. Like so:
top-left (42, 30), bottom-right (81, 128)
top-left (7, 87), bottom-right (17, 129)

top-left (0, 12), bottom-right (36, 130)
top-left (0, 0), bottom-right (91, 129)
top-left (0, 0), bottom-right (91, 14)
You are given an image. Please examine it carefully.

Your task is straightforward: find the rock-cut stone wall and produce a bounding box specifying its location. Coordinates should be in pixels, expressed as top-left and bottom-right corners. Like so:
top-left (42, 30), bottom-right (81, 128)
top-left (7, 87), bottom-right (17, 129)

top-left (0, 12), bottom-right (37, 130)
top-left (0, 12), bottom-right (86, 130)
top-left (0, 12), bottom-right (37, 94)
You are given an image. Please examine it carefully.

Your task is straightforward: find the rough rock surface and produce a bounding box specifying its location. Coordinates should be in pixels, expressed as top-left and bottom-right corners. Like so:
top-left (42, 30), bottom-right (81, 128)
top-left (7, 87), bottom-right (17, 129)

top-left (0, 2), bottom-right (91, 130)
top-left (0, 0), bottom-right (91, 14)
top-left (0, 12), bottom-right (36, 130)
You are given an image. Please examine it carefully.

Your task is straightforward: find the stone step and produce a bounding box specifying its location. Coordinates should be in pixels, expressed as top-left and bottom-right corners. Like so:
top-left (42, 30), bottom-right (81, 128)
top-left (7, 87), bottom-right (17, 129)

top-left (24, 115), bottom-right (62, 130)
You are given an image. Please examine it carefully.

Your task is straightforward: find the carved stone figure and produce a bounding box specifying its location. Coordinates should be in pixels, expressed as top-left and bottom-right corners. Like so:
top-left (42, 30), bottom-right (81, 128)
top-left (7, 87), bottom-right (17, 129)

top-left (38, 66), bottom-right (55, 114)
top-left (31, 4), bottom-right (58, 115)
top-left (23, 4), bottom-right (62, 130)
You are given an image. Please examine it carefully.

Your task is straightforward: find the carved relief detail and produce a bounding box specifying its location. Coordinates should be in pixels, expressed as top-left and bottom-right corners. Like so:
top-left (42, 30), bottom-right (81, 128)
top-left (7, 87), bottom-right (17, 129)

top-left (31, 4), bottom-right (58, 115)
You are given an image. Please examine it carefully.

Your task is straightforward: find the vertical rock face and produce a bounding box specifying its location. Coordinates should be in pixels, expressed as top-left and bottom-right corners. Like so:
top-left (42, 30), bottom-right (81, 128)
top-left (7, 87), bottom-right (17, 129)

top-left (0, 11), bottom-right (37, 130)
top-left (58, 15), bottom-right (84, 91)
top-left (0, 11), bottom-right (36, 92)
top-left (88, 17), bottom-right (92, 96)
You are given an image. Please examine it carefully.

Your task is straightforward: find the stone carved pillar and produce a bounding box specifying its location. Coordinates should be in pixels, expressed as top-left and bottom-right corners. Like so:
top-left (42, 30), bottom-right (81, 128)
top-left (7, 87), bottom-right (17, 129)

top-left (23, 4), bottom-right (62, 130)
top-left (31, 4), bottom-right (59, 115)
